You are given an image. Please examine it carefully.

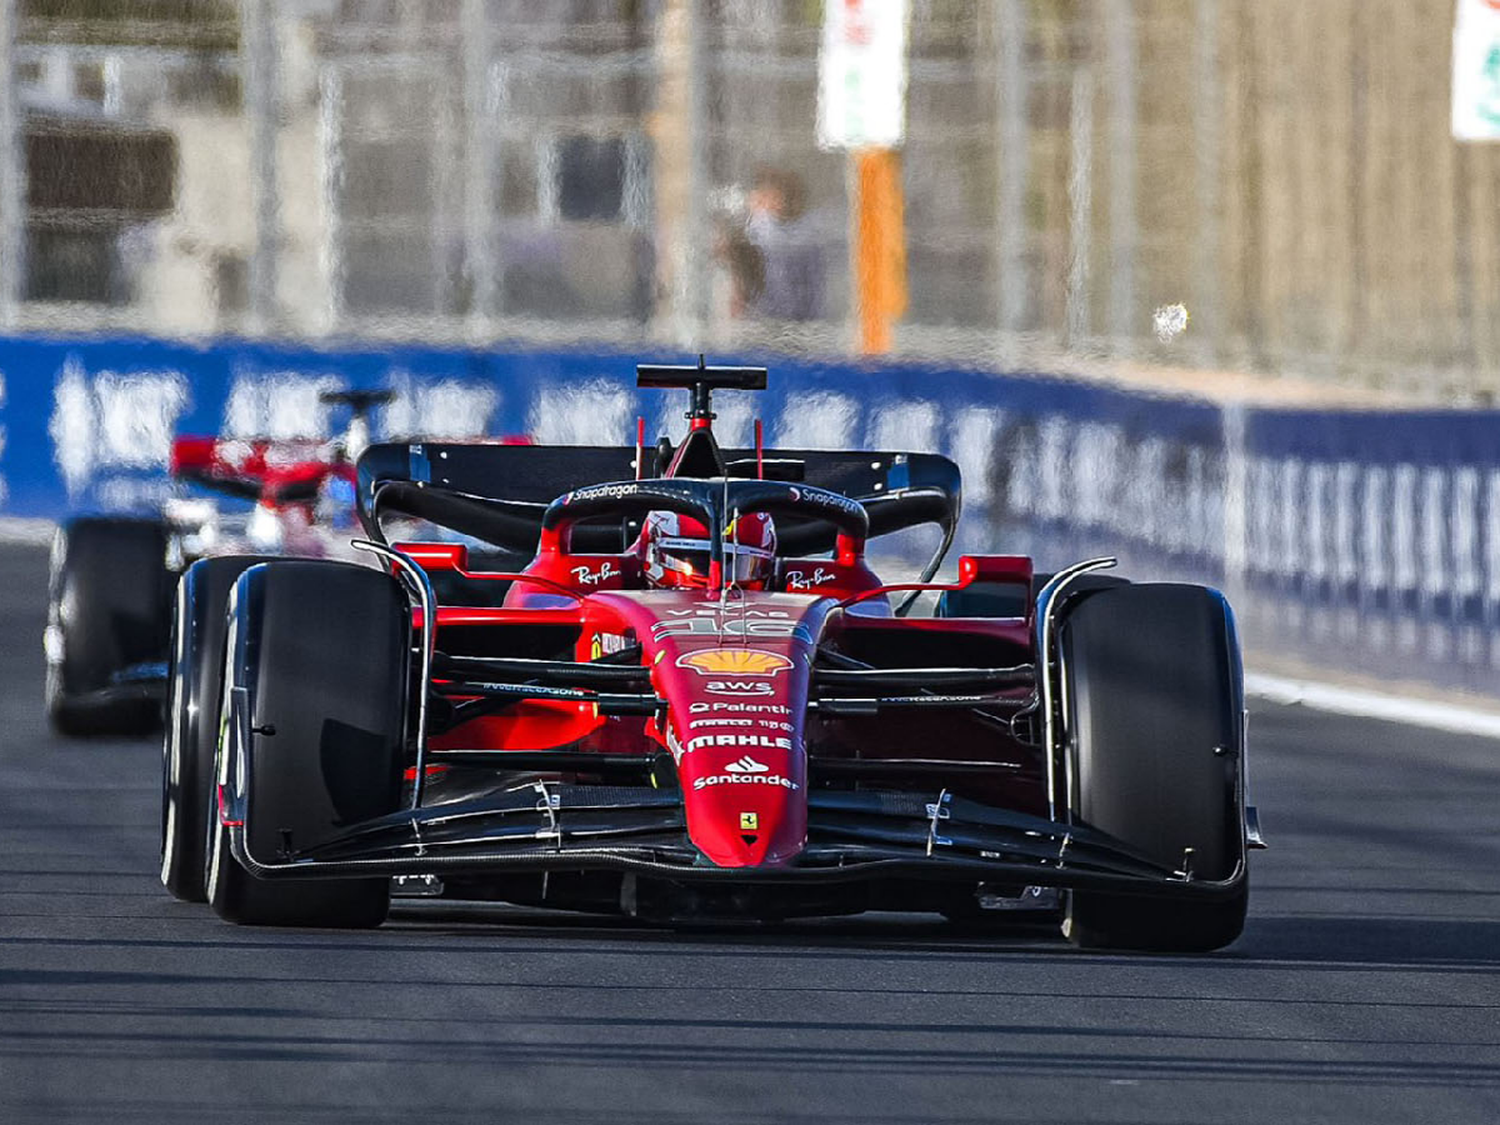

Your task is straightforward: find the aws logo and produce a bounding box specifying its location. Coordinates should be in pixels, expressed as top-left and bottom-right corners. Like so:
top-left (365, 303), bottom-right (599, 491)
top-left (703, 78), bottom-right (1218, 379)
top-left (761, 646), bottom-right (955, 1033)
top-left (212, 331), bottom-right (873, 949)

top-left (706, 680), bottom-right (775, 697)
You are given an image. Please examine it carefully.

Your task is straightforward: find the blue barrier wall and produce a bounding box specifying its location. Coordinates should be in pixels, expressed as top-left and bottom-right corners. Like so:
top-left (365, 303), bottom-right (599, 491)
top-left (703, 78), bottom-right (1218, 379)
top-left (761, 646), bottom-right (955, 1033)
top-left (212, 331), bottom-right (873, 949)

top-left (3, 332), bottom-right (1497, 693)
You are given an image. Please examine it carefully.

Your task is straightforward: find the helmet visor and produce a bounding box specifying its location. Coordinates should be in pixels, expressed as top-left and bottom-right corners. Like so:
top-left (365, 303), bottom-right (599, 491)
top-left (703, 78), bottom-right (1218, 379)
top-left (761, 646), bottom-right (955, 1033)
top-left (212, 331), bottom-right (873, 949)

top-left (726, 544), bottom-right (774, 583)
top-left (653, 537), bottom-right (711, 581)
top-left (653, 537), bottom-right (773, 584)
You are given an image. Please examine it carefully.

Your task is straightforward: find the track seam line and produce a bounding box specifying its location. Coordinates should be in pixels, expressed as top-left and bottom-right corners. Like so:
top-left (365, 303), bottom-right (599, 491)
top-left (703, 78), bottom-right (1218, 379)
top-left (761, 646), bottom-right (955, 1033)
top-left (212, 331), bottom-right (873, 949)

top-left (1246, 672), bottom-right (1500, 737)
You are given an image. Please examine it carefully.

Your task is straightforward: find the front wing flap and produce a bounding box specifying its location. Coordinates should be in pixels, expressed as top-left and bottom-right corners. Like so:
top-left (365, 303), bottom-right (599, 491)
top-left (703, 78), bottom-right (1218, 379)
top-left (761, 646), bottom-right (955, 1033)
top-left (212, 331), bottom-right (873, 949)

top-left (222, 781), bottom-right (1244, 900)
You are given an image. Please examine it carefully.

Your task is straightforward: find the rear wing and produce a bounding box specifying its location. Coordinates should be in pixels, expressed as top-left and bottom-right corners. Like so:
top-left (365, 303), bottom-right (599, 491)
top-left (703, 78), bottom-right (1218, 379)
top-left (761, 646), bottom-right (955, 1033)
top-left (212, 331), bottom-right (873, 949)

top-left (356, 442), bottom-right (961, 565)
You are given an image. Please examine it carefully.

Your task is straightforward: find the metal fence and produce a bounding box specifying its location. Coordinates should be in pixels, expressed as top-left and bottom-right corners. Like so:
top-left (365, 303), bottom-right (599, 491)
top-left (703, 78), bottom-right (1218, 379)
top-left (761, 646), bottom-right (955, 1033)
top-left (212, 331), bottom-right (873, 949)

top-left (3, 0), bottom-right (1499, 398)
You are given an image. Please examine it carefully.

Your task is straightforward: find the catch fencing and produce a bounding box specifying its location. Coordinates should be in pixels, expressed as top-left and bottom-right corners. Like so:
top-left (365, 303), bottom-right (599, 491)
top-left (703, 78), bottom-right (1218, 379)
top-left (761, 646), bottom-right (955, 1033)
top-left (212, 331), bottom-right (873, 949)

top-left (3, 332), bottom-right (1497, 696)
top-left (6, 1), bottom-right (1500, 399)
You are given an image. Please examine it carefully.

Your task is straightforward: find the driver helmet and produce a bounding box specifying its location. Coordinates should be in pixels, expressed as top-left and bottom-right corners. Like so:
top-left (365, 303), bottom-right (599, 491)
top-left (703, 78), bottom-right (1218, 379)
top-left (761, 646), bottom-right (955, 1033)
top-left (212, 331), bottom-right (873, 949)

top-left (641, 510), bottom-right (777, 589)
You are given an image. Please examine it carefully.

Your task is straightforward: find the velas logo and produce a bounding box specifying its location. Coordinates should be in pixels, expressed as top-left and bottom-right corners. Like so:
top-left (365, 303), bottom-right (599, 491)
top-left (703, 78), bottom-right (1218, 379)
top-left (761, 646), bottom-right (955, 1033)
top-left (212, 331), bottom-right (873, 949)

top-left (723, 755), bottom-right (770, 774)
top-left (677, 649), bottom-right (793, 677)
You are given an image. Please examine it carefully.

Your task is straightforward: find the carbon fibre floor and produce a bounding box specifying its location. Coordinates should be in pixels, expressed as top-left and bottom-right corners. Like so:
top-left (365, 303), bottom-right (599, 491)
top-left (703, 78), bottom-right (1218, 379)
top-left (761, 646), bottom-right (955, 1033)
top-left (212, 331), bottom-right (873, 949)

top-left (2, 543), bottom-right (1499, 1124)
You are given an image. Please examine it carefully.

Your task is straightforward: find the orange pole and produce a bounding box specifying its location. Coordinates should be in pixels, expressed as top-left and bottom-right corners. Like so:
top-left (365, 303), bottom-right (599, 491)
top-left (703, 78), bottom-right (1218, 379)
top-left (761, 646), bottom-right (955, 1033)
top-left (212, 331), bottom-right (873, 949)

top-left (854, 146), bottom-right (908, 355)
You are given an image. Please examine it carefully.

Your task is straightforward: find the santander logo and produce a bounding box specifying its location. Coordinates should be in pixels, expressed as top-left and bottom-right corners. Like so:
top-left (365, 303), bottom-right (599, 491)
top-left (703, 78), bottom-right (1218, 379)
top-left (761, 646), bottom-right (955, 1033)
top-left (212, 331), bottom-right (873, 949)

top-left (723, 756), bottom-right (770, 774)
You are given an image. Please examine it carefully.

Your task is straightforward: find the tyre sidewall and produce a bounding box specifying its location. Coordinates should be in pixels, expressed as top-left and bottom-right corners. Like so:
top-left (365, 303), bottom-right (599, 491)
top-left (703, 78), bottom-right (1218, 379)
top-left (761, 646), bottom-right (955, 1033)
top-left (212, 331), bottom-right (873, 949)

top-left (161, 555), bottom-right (277, 902)
top-left (207, 561), bottom-right (407, 928)
top-left (46, 517), bottom-right (172, 734)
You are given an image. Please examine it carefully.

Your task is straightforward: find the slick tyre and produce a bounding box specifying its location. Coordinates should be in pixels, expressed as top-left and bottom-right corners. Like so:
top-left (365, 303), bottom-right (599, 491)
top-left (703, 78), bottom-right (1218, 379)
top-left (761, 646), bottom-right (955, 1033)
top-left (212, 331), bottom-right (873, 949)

top-left (206, 561), bottom-right (409, 928)
top-left (1058, 583), bottom-right (1248, 953)
top-left (160, 555), bottom-right (279, 903)
top-left (46, 517), bottom-right (172, 737)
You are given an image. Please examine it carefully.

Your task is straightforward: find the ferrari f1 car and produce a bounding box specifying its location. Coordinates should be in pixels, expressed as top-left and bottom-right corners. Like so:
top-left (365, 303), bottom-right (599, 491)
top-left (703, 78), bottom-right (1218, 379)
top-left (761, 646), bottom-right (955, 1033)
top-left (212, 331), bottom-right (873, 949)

top-left (45, 390), bottom-right (390, 736)
top-left (161, 363), bottom-right (1263, 950)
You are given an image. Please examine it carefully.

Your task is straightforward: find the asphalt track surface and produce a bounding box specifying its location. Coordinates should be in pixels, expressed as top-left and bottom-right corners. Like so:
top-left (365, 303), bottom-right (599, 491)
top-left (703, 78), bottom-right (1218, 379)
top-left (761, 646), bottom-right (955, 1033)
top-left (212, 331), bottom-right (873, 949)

top-left (2, 543), bottom-right (1499, 1123)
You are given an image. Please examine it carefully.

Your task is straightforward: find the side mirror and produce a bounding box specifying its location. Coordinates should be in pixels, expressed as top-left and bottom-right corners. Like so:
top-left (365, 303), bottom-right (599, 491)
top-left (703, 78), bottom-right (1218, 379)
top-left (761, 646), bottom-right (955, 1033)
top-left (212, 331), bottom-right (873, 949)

top-left (394, 541), bottom-right (469, 573)
top-left (957, 554), bottom-right (1033, 588)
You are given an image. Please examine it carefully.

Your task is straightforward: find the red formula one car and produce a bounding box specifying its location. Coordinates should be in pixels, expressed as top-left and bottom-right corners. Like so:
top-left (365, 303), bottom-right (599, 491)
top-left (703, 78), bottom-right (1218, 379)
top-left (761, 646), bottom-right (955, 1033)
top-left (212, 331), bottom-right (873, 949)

top-left (45, 391), bottom-right (387, 737)
top-left (161, 364), bottom-right (1262, 950)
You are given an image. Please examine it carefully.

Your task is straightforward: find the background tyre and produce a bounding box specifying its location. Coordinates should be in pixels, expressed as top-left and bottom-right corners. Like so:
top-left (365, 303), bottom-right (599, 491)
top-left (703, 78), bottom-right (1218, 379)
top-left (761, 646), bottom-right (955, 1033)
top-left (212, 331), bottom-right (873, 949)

top-left (45, 517), bottom-right (172, 737)
top-left (1058, 583), bottom-right (1247, 952)
top-left (160, 555), bottom-right (279, 903)
top-left (206, 560), bottom-right (408, 928)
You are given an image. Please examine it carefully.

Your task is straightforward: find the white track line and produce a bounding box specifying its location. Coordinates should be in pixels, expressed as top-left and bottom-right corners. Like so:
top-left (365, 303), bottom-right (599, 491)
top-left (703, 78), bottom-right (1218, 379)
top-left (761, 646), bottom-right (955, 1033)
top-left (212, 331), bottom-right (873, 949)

top-left (1246, 672), bottom-right (1500, 738)
top-left (0, 517), bottom-right (55, 545)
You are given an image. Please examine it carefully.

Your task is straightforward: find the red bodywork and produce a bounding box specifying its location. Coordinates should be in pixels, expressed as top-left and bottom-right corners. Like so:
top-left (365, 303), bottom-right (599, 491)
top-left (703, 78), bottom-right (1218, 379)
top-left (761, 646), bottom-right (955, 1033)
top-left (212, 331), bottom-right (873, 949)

top-left (171, 431), bottom-right (531, 555)
top-left (172, 435), bottom-right (352, 504)
top-left (405, 532), bottom-right (1038, 871)
top-left (168, 434), bottom-right (357, 561)
top-left (208, 368), bottom-right (1250, 942)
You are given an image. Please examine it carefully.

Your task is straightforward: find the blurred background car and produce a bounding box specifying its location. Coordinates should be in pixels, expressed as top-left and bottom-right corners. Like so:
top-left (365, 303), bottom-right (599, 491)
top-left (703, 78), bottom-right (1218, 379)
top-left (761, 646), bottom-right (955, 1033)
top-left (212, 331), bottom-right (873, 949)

top-left (42, 388), bottom-right (387, 735)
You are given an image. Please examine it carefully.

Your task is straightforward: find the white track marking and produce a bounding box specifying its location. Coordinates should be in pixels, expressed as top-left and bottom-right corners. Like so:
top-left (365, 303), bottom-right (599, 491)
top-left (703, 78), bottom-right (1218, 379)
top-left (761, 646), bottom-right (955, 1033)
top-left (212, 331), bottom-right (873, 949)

top-left (1246, 672), bottom-right (1500, 738)
top-left (0, 517), bottom-right (58, 544)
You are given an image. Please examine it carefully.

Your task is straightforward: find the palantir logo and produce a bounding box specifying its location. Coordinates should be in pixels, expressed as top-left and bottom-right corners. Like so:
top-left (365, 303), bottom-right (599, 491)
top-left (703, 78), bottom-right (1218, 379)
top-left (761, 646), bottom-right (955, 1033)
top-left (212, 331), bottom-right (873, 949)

top-left (723, 756), bottom-right (770, 774)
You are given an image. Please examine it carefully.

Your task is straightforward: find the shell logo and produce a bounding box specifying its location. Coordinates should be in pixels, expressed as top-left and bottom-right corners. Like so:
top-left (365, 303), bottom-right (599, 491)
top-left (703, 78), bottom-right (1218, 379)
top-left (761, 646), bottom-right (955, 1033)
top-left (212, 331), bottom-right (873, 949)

top-left (676, 649), bottom-right (793, 677)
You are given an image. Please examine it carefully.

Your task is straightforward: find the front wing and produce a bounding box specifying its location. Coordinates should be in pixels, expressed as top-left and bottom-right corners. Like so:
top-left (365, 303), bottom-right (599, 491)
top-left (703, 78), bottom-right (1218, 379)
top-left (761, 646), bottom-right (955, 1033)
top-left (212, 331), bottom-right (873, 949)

top-left (221, 779), bottom-right (1246, 901)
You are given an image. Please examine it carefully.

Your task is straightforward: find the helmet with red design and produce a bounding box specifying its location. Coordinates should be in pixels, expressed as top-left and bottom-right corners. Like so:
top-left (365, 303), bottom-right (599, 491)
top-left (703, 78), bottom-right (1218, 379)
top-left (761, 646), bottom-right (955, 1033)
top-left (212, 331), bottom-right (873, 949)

top-left (641, 509), bottom-right (777, 589)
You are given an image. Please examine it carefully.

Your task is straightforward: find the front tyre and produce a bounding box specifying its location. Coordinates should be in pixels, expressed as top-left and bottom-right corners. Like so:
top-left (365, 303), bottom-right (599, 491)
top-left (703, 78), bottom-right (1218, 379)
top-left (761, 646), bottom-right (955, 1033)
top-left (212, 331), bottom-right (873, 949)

top-left (160, 555), bottom-right (279, 903)
top-left (205, 560), bottom-right (409, 928)
top-left (45, 517), bottom-right (171, 736)
top-left (1058, 583), bottom-right (1248, 952)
